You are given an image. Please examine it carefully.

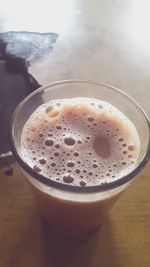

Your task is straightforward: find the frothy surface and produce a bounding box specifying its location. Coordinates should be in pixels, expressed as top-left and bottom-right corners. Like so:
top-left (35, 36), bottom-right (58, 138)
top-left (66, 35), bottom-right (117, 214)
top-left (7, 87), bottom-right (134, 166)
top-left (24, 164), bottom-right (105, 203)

top-left (21, 97), bottom-right (140, 187)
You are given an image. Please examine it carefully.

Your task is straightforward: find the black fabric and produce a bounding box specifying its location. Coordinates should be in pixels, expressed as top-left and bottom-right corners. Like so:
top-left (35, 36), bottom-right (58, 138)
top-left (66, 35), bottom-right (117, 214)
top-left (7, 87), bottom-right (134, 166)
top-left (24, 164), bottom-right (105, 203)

top-left (0, 38), bottom-right (41, 166)
top-left (0, 31), bottom-right (58, 167)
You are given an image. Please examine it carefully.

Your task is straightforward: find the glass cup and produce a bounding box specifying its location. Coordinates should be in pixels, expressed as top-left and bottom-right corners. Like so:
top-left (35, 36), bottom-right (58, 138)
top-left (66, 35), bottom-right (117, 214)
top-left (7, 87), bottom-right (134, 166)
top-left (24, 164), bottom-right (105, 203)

top-left (10, 80), bottom-right (150, 234)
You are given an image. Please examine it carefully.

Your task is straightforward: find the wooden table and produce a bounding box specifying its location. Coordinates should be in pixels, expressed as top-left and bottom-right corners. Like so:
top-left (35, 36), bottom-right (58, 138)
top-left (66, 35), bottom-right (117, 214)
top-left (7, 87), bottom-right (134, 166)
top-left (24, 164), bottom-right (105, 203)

top-left (0, 162), bottom-right (150, 267)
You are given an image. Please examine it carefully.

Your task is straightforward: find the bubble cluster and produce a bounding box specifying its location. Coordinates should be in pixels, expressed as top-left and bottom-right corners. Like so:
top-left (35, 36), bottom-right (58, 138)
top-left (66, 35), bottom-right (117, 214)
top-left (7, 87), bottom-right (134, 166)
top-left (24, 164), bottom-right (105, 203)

top-left (21, 97), bottom-right (140, 187)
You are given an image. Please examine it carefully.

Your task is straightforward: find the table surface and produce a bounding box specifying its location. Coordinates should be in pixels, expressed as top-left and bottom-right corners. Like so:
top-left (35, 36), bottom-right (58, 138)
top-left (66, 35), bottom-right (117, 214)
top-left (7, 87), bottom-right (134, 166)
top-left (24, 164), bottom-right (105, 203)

top-left (0, 0), bottom-right (150, 266)
top-left (0, 163), bottom-right (150, 267)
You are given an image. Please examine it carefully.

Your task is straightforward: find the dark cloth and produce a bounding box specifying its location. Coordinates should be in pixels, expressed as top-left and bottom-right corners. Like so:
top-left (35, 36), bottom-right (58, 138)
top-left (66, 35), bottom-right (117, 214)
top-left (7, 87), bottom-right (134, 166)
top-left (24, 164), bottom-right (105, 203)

top-left (0, 31), bottom-right (58, 167)
top-left (0, 50), bottom-right (40, 166)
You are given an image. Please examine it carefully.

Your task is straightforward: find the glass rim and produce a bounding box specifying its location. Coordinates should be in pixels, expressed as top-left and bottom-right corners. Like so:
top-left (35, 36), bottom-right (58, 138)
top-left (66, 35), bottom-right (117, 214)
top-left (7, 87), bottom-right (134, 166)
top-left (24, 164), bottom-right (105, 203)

top-left (10, 79), bottom-right (150, 193)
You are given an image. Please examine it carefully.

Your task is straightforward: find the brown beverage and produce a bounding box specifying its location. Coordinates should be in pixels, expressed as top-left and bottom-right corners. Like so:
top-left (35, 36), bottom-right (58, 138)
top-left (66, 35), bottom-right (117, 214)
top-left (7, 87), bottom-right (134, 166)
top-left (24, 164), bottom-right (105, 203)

top-left (20, 97), bottom-right (140, 234)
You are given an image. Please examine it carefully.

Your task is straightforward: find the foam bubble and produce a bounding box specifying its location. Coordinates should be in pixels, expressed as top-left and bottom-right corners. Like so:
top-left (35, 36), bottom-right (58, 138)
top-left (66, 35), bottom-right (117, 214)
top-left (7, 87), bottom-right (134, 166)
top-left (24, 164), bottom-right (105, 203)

top-left (45, 140), bottom-right (54, 146)
top-left (56, 103), bottom-right (61, 106)
top-left (45, 106), bottom-right (53, 113)
top-left (128, 144), bottom-right (135, 151)
top-left (93, 164), bottom-right (98, 168)
top-left (56, 125), bottom-right (62, 130)
top-left (21, 97), bottom-right (140, 187)
top-left (64, 137), bottom-right (76, 146)
top-left (55, 144), bottom-right (60, 149)
top-left (74, 152), bottom-right (79, 157)
top-left (54, 152), bottom-right (59, 157)
top-left (51, 162), bottom-right (56, 167)
top-left (39, 159), bottom-right (46, 164)
top-left (87, 116), bottom-right (94, 122)
top-left (93, 136), bottom-right (111, 159)
top-left (33, 165), bottom-right (41, 172)
top-left (67, 162), bottom-right (75, 167)
top-left (47, 110), bottom-right (59, 118)
top-left (122, 143), bottom-right (126, 147)
top-left (63, 175), bottom-right (74, 183)
top-left (98, 104), bottom-right (103, 109)
top-left (79, 180), bottom-right (86, 186)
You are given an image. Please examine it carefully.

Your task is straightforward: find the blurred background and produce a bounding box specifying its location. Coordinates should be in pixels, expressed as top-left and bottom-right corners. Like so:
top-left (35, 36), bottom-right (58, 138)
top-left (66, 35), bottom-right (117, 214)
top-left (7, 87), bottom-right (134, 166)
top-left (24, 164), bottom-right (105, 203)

top-left (1, 0), bottom-right (150, 164)
top-left (1, 0), bottom-right (150, 108)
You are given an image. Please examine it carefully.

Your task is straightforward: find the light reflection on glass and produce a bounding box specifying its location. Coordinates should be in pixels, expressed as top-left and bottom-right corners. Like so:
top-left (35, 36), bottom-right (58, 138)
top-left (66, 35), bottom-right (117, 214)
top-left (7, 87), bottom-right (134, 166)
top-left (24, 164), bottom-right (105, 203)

top-left (0, 0), bottom-right (74, 33)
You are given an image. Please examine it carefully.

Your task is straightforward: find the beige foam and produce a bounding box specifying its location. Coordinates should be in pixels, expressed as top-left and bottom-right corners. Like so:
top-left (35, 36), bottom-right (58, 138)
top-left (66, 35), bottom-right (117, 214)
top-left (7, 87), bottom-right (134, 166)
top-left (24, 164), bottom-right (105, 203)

top-left (21, 97), bottom-right (140, 187)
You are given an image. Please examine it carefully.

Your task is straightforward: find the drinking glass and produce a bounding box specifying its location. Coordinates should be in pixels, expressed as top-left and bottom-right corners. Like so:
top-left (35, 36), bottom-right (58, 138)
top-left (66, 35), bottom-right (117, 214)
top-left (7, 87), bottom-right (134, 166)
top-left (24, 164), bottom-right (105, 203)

top-left (10, 80), bottom-right (150, 234)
